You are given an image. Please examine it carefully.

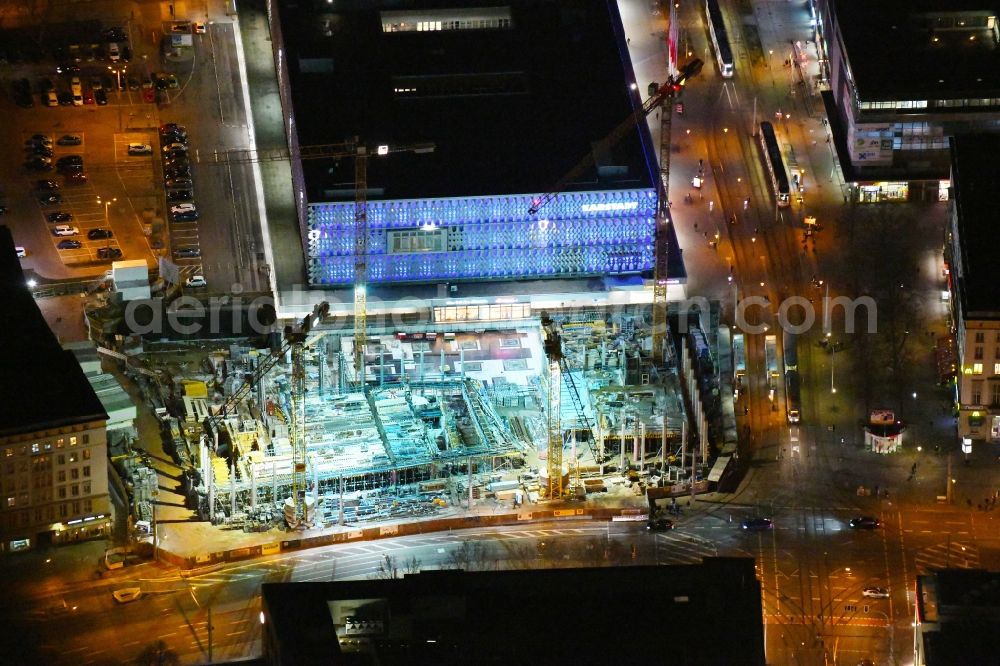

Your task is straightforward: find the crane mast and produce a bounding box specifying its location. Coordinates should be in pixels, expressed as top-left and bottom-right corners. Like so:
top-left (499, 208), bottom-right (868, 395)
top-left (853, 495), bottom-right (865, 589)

top-left (543, 329), bottom-right (564, 499)
top-left (354, 144), bottom-right (368, 385)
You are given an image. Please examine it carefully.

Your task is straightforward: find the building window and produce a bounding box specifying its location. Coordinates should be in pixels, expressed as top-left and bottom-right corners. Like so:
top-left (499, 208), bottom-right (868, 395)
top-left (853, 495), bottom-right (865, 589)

top-left (995, 363), bottom-right (1000, 375)
top-left (974, 363), bottom-right (984, 374)
top-left (57, 454), bottom-right (65, 465)
top-left (31, 443), bottom-right (40, 455)
top-left (83, 434), bottom-right (89, 444)
top-left (82, 449), bottom-right (90, 460)
top-left (972, 381), bottom-right (983, 404)
top-left (83, 466), bottom-right (90, 478)
top-left (71, 485), bottom-right (79, 497)
top-left (56, 438), bottom-right (64, 449)
top-left (70, 468), bottom-right (79, 480)
top-left (69, 436), bottom-right (77, 447)
top-left (976, 331), bottom-right (985, 343)
top-left (59, 504), bottom-right (67, 518)
top-left (57, 471), bottom-right (65, 483)
top-left (992, 384), bottom-right (1000, 407)
top-left (82, 481), bottom-right (91, 494)
top-left (58, 487), bottom-right (66, 499)
top-left (6, 496), bottom-right (14, 508)
top-left (72, 501), bottom-right (79, 515)
top-left (83, 499), bottom-right (92, 512)
top-left (975, 347), bottom-right (984, 360)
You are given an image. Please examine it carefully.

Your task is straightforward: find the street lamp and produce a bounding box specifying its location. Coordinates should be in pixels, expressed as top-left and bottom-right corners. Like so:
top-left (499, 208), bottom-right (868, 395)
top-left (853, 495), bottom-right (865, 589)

top-left (97, 196), bottom-right (117, 252)
top-left (831, 342), bottom-right (837, 393)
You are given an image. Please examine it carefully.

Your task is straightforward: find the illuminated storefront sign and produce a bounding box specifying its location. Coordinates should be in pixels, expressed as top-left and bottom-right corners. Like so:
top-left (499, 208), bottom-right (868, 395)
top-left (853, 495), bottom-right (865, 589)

top-left (856, 182), bottom-right (908, 203)
top-left (306, 189), bottom-right (657, 285)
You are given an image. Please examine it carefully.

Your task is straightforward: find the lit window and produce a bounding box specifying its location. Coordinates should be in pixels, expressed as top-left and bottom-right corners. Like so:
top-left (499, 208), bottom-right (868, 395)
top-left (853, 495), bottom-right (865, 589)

top-left (56, 438), bottom-right (64, 449)
top-left (31, 443), bottom-right (39, 455)
top-left (69, 436), bottom-right (77, 447)
top-left (994, 363), bottom-right (1000, 375)
top-left (82, 449), bottom-right (90, 460)
top-left (6, 496), bottom-right (14, 508)
top-left (974, 363), bottom-right (984, 374)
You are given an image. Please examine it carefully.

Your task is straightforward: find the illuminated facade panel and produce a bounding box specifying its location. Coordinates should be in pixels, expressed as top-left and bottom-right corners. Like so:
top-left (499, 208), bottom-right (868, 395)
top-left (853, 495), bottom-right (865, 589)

top-left (307, 189), bottom-right (657, 285)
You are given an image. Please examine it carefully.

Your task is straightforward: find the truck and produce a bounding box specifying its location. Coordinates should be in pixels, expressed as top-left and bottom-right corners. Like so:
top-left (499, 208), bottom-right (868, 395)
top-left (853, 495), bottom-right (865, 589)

top-left (785, 369), bottom-right (801, 423)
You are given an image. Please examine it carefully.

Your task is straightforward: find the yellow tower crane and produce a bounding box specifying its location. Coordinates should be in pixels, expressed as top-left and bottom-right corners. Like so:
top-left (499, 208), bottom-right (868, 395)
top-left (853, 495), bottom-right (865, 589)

top-left (542, 322), bottom-right (565, 499)
top-left (528, 58), bottom-right (703, 364)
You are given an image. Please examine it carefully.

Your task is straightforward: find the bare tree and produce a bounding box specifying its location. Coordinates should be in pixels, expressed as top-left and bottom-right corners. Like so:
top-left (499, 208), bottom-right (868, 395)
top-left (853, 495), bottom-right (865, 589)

top-left (371, 553), bottom-right (420, 579)
top-left (446, 540), bottom-right (492, 571)
top-left (135, 640), bottom-right (180, 666)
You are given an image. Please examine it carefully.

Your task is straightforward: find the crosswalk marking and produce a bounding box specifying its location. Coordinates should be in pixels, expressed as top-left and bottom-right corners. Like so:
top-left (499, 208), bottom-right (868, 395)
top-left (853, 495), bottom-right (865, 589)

top-left (913, 540), bottom-right (979, 574)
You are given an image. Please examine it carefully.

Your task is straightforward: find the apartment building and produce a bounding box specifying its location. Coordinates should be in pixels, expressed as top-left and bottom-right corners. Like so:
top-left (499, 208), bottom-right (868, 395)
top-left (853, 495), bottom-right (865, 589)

top-left (947, 136), bottom-right (1000, 442)
top-left (0, 227), bottom-right (110, 552)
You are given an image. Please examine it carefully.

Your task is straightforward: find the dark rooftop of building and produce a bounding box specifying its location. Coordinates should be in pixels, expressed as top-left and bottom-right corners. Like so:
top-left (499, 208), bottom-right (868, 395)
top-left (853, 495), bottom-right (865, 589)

top-left (917, 569), bottom-right (1000, 665)
top-left (836, 0), bottom-right (1000, 101)
top-left (950, 134), bottom-right (1000, 318)
top-left (278, 0), bottom-right (656, 203)
top-left (261, 558), bottom-right (765, 666)
top-left (0, 227), bottom-right (107, 437)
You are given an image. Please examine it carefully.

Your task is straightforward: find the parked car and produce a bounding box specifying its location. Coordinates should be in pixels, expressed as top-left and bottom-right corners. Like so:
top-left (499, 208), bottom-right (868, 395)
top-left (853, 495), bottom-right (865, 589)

top-left (27, 145), bottom-right (53, 157)
top-left (862, 587), bottom-right (889, 599)
top-left (27, 134), bottom-right (52, 145)
top-left (170, 22), bottom-right (191, 33)
top-left (165, 74), bottom-right (179, 89)
top-left (164, 177), bottom-right (193, 188)
top-left (193, 22), bottom-right (207, 34)
top-left (57, 239), bottom-right (82, 249)
top-left (87, 228), bottom-right (113, 240)
top-left (160, 131), bottom-right (188, 144)
top-left (159, 123), bottom-right (186, 135)
top-left (65, 172), bottom-right (88, 185)
top-left (58, 91), bottom-right (73, 105)
top-left (172, 211), bottom-right (199, 222)
top-left (164, 167), bottom-right (191, 179)
top-left (141, 81), bottom-right (155, 103)
top-left (95, 88), bottom-right (107, 105)
top-left (173, 247), bottom-right (201, 258)
top-left (57, 155), bottom-right (83, 167)
top-left (25, 158), bottom-right (54, 172)
top-left (37, 194), bottom-right (61, 205)
top-left (83, 89), bottom-right (95, 105)
top-left (741, 517), bottom-right (773, 531)
top-left (127, 143), bottom-right (152, 156)
top-left (162, 142), bottom-right (187, 154)
top-left (97, 247), bottom-right (123, 259)
top-left (154, 73), bottom-right (169, 90)
top-left (127, 75), bottom-right (140, 91)
top-left (15, 246), bottom-right (26, 258)
top-left (51, 225), bottom-right (79, 236)
top-left (55, 62), bottom-right (80, 74)
top-left (56, 134), bottom-right (82, 146)
top-left (849, 516), bottom-right (881, 530)
top-left (103, 26), bottom-right (127, 42)
top-left (170, 203), bottom-right (196, 214)
top-left (35, 180), bottom-right (59, 191)
top-left (46, 212), bottom-right (73, 223)
top-left (185, 275), bottom-right (207, 288)
top-left (167, 190), bottom-right (193, 201)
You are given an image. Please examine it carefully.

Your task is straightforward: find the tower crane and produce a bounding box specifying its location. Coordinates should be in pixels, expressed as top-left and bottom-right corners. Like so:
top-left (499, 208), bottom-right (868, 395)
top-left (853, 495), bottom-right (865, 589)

top-left (541, 317), bottom-right (565, 499)
top-left (528, 58), bottom-right (703, 364)
top-left (187, 138), bottom-right (433, 385)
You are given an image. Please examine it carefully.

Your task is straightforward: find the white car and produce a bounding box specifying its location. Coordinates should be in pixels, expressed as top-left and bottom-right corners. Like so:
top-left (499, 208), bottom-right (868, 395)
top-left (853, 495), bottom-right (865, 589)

top-left (127, 143), bottom-right (152, 156)
top-left (862, 586), bottom-right (889, 599)
top-left (170, 203), bottom-right (196, 214)
top-left (162, 142), bottom-right (187, 153)
top-left (51, 225), bottom-right (80, 237)
top-left (185, 275), bottom-right (207, 288)
top-left (15, 246), bottom-right (26, 258)
top-left (193, 21), bottom-right (206, 34)
top-left (112, 587), bottom-right (142, 604)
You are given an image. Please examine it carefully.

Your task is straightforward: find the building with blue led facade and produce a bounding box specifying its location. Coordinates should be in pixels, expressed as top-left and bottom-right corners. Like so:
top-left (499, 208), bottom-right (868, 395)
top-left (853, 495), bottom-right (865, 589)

top-left (273, 0), bottom-right (678, 299)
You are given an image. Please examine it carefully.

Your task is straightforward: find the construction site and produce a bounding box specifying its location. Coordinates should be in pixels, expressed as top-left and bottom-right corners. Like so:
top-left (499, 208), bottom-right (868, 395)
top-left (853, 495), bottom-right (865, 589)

top-left (133, 306), bottom-right (709, 533)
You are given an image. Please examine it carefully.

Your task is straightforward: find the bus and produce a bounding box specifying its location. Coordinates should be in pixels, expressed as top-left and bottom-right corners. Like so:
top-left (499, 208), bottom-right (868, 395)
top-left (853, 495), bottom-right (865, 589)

top-left (733, 333), bottom-right (746, 390)
top-left (783, 332), bottom-right (800, 422)
top-left (705, 0), bottom-right (734, 78)
top-left (758, 121), bottom-right (791, 207)
top-left (785, 368), bottom-right (801, 423)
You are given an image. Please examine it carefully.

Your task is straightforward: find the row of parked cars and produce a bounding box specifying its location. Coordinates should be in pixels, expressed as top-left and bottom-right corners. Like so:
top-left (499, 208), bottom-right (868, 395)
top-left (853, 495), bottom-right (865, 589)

top-left (159, 123), bottom-right (205, 288)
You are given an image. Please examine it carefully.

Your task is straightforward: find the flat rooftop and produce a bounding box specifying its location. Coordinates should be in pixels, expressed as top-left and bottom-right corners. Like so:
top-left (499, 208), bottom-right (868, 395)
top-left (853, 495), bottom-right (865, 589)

top-left (278, 0), bottom-right (655, 202)
top-left (0, 227), bottom-right (107, 437)
top-left (837, 0), bottom-right (1000, 101)
top-left (262, 559), bottom-right (765, 665)
top-left (951, 134), bottom-right (1000, 318)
